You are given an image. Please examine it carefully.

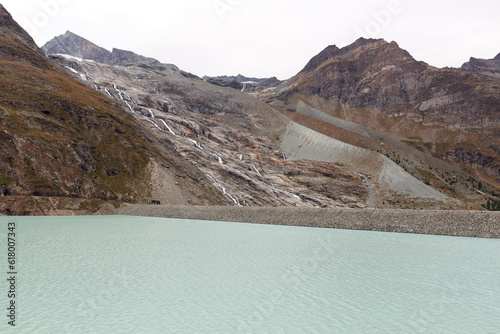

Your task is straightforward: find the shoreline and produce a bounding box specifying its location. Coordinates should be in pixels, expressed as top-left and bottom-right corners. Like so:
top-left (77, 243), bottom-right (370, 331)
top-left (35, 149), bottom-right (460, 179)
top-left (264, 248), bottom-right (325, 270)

top-left (120, 205), bottom-right (500, 239)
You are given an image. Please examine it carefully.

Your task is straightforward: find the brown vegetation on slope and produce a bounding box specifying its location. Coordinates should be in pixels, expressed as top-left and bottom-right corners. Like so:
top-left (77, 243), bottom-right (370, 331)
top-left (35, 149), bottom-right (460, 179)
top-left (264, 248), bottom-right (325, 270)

top-left (0, 5), bottom-right (223, 215)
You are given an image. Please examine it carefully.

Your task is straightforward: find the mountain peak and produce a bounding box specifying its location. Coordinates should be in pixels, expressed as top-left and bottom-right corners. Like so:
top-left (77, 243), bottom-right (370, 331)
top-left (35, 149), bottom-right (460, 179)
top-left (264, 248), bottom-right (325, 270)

top-left (299, 38), bottom-right (413, 75)
top-left (495, 52), bottom-right (500, 60)
top-left (42, 32), bottom-right (160, 66)
top-left (341, 38), bottom-right (395, 56)
top-left (352, 37), bottom-right (385, 47)
top-left (63, 30), bottom-right (77, 37)
top-left (281, 36), bottom-right (429, 104)
top-left (42, 31), bottom-right (111, 63)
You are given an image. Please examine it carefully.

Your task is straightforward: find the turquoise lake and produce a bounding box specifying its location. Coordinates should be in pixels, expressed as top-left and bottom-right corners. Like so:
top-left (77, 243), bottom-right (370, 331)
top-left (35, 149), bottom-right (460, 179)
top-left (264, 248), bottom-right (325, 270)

top-left (1, 215), bottom-right (499, 333)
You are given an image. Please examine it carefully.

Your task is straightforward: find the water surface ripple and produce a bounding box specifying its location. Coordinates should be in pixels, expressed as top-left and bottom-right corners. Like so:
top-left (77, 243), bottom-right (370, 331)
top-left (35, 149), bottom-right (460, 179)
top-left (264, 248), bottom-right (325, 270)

top-left (1, 216), bottom-right (499, 333)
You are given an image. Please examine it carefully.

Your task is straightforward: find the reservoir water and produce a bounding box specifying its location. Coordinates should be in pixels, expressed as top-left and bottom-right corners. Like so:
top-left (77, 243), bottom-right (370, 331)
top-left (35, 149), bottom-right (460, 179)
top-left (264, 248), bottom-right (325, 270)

top-left (1, 215), bottom-right (499, 333)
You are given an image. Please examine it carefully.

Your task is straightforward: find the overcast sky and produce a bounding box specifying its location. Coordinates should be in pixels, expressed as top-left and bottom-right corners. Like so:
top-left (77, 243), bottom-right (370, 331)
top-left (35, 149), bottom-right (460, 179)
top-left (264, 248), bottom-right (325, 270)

top-left (3, 0), bottom-right (500, 79)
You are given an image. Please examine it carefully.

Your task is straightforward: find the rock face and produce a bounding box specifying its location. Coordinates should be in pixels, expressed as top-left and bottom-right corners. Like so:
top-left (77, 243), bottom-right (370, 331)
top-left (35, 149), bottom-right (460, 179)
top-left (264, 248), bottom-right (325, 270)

top-left (461, 54), bottom-right (500, 79)
top-left (107, 48), bottom-right (160, 66)
top-left (42, 31), bottom-right (160, 66)
top-left (47, 53), bottom-right (375, 210)
top-left (41, 31), bottom-right (110, 63)
top-left (0, 6), bottom-right (224, 215)
top-left (275, 38), bottom-right (500, 188)
top-left (279, 38), bottom-right (499, 132)
top-left (301, 45), bottom-right (340, 72)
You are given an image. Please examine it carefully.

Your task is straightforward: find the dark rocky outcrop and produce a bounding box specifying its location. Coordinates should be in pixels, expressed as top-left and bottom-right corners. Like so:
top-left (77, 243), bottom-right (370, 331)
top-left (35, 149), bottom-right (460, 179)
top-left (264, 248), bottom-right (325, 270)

top-left (461, 54), bottom-right (500, 79)
top-left (204, 77), bottom-right (244, 90)
top-left (108, 48), bottom-right (160, 66)
top-left (301, 45), bottom-right (341, 72)
top-left (443, 149), bottom-right (500, 181)
top-left (204, 74), bottom-right (282, 90)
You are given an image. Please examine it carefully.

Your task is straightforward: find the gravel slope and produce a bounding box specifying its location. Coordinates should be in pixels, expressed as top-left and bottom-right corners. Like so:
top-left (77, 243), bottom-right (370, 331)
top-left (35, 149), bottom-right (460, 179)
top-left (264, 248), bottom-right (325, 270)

top-left (280, 122), bottom-right (448, 200)
top-left (121, 206), bottom-right (500, 239)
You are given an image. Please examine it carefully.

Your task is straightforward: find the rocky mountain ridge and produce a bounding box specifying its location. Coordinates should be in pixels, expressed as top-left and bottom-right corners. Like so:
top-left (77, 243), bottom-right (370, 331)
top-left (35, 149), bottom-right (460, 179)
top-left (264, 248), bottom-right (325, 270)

top-left (272, 38), bottom-right (500, 193)
top-left (42, 31), bottom-right (161, 66)
top-left (41, 31), bottom-right (488, 210)
top-left (461, 53), bottom-right (500, 79)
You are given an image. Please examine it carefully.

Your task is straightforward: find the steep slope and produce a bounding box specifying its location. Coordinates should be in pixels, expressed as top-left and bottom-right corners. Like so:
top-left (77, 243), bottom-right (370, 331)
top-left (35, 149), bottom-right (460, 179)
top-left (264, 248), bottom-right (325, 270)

top-left (0, 5), bottom-right (223, 215)
top-left (461, 53), bottom-right (500, 79)
top-left (275, 98), bottom-right (488, 207)
top-left (0, 6), bottom-right (47, 68)
top-left (46, 52), bottom-right (376, 209)
top-left (275, 38), bottom-right (500, 198)
top-left (280, 122), bottom-right (448, 200)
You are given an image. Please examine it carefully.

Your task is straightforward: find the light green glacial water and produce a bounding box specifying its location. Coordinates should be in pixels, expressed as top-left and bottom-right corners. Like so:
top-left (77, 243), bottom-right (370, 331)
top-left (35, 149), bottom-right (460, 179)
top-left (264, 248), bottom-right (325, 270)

top-left (0, 215), bottom-right (499, 333)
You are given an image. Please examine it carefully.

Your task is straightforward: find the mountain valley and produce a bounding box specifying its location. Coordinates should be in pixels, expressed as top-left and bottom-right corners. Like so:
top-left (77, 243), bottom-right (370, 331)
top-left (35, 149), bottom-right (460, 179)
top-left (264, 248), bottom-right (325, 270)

top-left (1, 5), bottom-right (499, 214)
